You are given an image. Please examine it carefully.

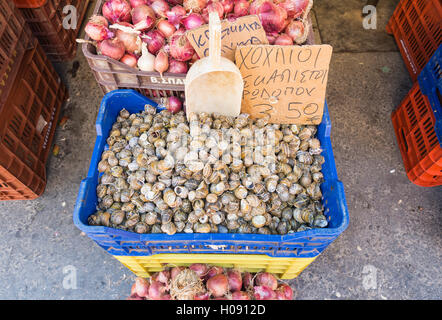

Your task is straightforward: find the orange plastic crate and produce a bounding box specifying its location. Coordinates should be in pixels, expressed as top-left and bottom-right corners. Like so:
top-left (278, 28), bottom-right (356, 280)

top-left (13, 0), bottom-right (47, 9)
top-left (0, 40), bottom-right (68, 200)
top-left (16, 0), bottom-right (91, 61)
top-left (386, 0), bottom-right (442, 82)
top-left (392, 83), bottom-right (442, 187)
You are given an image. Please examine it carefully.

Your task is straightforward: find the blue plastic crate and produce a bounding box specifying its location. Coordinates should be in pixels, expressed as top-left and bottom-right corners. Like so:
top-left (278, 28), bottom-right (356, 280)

top-left (73, 90), bottom-right (349, 258)
top-left (418, 44), bottom-right (442, 146)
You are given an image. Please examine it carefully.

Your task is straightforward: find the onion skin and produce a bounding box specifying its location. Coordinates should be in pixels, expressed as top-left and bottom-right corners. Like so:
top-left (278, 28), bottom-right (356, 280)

top-left (114, 22), bottom-right (142, 53)
top-left (254, 285), bottom-right (276, 300)
top-left (182, 13), bottom-right (204, 30)
top-left (227, 270), bottom-right (243, 292)
top-left (121, 53), bottom-right (139, 67)
top-left (130, 0), bottom-right (148, 7)
top-left (143, 30), bottom-right (165, 55)
top-left (169, 31), bottom-right (195, 61)
top-left (276, 284), bottom-right (294, 300)
top-left (250, 0), bottom-right (288, 34)
top-left (168, 59), bottom-right (188, 73)
top-left (279, 0), bottom-right (310, 19)
top-left (220, 0), bottom-right (235, 14)
top-left (242, 272), bottom-right (253, 290)
top-left (102, 0), bottom-right (132, 24)
top-left (154, 49), bottom-right (169, 75)
top-left (285, 19), bottom-right (304, 42)
top-left (207, 274), bottom-right (229, 298)
top-left (98, 38), bottom-right (126, 60)
top-left (194, 292), bottom-right (210, 300)
top-left (255, 272), bottom-right (278, 290)
top-left (274, 33), bottom-right (293, 45)
top-left (85, 15), bottom-right (115, 41)
top-left (234, 0), bottom-right (250, 17)
top-left (151, 0), bottom-right (170, 18)
top-left (134, 277), bottom-right (150, 297)
top-left (166, 5), bottom-right (187, 25)
top-left (231, 291), bottom-right (251, 300)
top-left (189, 263), bottom-right (208, 278)
top-left (156, 270), bottom-right (171, 284)
top-left (157, 20), bottom-right (177, 37)
top-left (184, 0), bottom-right (207, 13)
top-left (170, 266), bottom-right (185, 280)
top-left (205, 266), bottom-right (224, 280)
top-left (148, 281), bottom-right (167, 300)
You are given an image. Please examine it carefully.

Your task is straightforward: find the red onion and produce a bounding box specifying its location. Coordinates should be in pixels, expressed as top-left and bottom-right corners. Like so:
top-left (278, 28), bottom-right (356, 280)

top-left (226, 13), bottom-right (238, 22)
top-left (157, 20), bottom-right (177, 37)
top-left (151, 0), bottom-right (170, 18)
top-left (205, 266), bottom-right (224, 280)
top-left (279, 0), bottom-right (310, 19)
top-left (113, 22), bottom-right (142, 53)
top-left (202, 1), bottom-right (224, 23)
top-left (167, 0), bottom-right (184, 5)
top-left (166, 5), bottom-right (187, 25)
top-left (169, 31), bottom-right (195, 61)
top-left (276, 284), bottom-right (294, 300)
top-left (234, 0), bottom-right (250, 17)
top-left (231, 291), bottom-right (251, 300)
top-left (189, 263), bottom-right (208, 278)
top-left (242, 272), bottom-right (253, 289)
top-left (286, 19), bottom-right (304, 42)
top-left (130, 0), bottom-right (148, 7)
top-left (194, 292), bottom-right (210, 300)
top-left (98, 38), bottom-right (126, 60)
top-left (85, 15), bottom-right (115, 41)
top-left (250, 0), bottom-right (288, 33)
top-left (148, 281), bottom-right (167, 300)
top-left (132, 5), bottom-right (156, 31)
top-left (254, 285), bottom-right (276, 300)
top-left (184, 0), bottom-right (207, 13)
top-left (266, 32), bottom-right (278, 44)
top-left (127, 294), bottom-right (144, 300)
top-left (171, 266), bottom-right (185, 280)
top-left (156, 270), bottom-right (170, 284)
top-left (255, 272), bottom-right (278, 290)
top-left (161, 294), bottom-right (171, 300)
top-left (220, 0), bottom-right (234, 14)
top-left (134, 277), bottom-right (150, 297)
top-left (102, 0), bottom-right (132, 24)
top-left (154, 49), bottom-right (169, 75)
top-left (121, 53), bottom-right (139, 67)
top-left (143, 30), bottom-right (165, 55)
top-left (190, 52), bottom-right (199, 63)
top-left (207, 274), bottom-right (229, 297)
top-left (182, 13), bottom-right (204, 30)
top-left (274, 33), bottom-right (293, 45)
top-left (227, 270), bottom-right (242, 292)
top-left (168, 59), bottom-right (188, 73)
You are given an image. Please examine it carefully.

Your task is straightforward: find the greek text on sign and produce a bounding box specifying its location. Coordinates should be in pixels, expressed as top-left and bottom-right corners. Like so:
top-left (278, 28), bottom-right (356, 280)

top-left (186, 15), bottom-right (268, 61)
top-left (235, 44), bottom-right (333, 124)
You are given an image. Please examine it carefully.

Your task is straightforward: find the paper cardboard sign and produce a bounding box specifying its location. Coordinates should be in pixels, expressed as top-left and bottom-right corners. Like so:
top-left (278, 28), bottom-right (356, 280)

top-left (235, 44), bottom-right (333, 124)
top-left (186, 15), bottom-right (268, 61)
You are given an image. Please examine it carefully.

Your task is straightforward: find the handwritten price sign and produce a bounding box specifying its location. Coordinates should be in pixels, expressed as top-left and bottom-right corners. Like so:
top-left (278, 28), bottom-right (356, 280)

top-left (235, 44), bottom-right (333, 124)
top-left (186, 15), bottom-right (268, 61)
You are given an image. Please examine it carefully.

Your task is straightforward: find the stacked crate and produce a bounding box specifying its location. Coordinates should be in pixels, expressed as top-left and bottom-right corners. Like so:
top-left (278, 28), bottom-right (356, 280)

top-left (0, 2), bottom-right (68, 200)
top-left (392, 45), bottom-right (442, 187)
top-left (13, 0), bottom-right (91, 61)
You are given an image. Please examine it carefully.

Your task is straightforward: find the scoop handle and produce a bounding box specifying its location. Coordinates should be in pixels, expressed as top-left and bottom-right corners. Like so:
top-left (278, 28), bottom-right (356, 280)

top-left (209, 11), bottom-right (221, 68)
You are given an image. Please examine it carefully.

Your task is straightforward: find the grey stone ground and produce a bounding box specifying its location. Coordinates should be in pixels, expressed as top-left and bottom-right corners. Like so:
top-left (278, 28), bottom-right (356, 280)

top-left (0, 0), bottom-right (441, 299)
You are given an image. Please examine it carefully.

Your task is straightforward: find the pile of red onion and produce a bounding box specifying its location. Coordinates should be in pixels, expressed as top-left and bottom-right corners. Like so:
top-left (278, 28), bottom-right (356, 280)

top-left (127, 264), bottom-right (294, 300)
top-left (84, 0), bottom-right (313, 74)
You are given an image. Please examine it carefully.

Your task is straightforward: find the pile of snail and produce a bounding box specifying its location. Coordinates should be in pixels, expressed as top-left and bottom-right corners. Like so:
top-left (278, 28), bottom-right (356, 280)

top-left (88, 105), bottom-right (328, 235)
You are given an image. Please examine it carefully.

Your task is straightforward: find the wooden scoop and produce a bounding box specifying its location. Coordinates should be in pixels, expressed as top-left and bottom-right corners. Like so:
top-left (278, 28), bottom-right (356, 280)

top-left (185, 11), bottom-right (244, 120)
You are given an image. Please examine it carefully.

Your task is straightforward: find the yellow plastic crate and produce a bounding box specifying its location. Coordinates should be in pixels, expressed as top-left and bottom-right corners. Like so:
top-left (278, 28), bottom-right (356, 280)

top-left (113, 254), bottom-right (317, 279)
